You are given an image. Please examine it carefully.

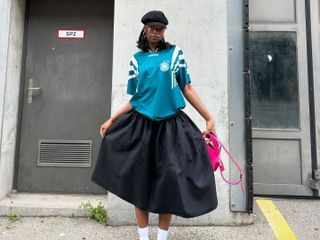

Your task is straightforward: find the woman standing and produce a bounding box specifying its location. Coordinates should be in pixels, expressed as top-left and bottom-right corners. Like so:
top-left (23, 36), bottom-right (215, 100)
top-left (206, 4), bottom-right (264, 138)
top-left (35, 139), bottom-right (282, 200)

top-left (91, 10), bottom-right (218, 240)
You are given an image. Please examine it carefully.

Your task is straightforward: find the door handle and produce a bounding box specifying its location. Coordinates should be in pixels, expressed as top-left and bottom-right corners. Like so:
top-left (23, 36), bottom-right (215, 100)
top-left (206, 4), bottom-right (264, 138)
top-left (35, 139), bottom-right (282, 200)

top-left (28, 87), bottom-right (42, 90)
top-left (28, 78), bottom-right (42, 104)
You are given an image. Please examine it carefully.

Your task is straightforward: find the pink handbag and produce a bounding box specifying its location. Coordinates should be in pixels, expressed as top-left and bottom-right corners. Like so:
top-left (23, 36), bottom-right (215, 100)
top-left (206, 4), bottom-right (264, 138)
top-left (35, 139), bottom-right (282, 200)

top-left (202, 131), bottom-right (245, 194)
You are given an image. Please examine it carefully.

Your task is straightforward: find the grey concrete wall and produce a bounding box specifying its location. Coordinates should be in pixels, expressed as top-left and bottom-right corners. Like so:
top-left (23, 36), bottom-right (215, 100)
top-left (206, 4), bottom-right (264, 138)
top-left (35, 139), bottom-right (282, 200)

top-left (0, 0), bottom-right (26, 199)
top-left (0, 0), bottom-right (13, 200)
top-left (109, 0), bottom-right (252, 225)
top-left (0, 1), bottom-right (11, 163)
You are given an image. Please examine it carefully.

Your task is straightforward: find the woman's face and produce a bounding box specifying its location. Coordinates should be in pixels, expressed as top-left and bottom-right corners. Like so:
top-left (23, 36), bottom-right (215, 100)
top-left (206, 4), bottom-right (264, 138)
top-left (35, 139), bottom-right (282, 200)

top-left (144, 25), bottom-right (166, 45)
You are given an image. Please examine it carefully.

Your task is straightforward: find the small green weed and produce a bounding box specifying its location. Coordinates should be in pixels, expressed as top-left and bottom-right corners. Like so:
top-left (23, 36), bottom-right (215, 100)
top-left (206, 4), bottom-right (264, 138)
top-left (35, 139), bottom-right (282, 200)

top-left (6, 210), bottom-right (20, 229)
top-left (68, 212), bottom-right (78, 219)
top-left (79, 201), bottom-right (107, 225)
top-left (7, 210), bottom-right (20, 223)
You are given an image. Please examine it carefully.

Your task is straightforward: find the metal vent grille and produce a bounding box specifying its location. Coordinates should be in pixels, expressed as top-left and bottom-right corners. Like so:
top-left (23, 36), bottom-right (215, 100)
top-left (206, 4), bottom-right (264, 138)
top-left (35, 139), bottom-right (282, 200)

top-left (37, 139), bottom-right (92, 167)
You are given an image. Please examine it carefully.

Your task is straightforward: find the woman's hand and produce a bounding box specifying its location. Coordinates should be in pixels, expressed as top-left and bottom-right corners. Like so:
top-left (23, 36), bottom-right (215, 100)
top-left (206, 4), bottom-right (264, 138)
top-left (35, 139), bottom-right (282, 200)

top-left (204, 118), bottom-right (216, 135)
top-left (99, 102), bottom-right (133, 137)
top-left (100, 118), bottom-right (114, 137)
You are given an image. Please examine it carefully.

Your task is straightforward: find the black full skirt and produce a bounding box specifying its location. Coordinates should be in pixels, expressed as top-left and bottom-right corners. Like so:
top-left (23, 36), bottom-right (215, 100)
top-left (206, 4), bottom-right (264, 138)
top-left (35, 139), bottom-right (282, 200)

top-left (91, 109), bottom-right (218, 218)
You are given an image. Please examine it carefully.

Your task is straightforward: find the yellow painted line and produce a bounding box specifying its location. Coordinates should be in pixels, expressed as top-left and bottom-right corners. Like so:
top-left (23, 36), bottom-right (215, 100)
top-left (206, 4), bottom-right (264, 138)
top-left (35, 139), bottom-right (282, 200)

top-left (256, 199), bottom-right (297, 240)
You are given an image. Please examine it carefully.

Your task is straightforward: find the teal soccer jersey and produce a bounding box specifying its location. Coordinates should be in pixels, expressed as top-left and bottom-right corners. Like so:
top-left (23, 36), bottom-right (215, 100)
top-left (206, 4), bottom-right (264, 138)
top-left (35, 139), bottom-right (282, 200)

top-left (127, 45), bottom-right (191, 120)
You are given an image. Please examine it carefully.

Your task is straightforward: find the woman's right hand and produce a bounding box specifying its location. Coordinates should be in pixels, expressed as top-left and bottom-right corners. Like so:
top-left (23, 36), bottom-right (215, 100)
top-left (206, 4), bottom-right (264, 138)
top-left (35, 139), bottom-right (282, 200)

top-left (100, 118), bottom-right (114, 138)
top-left (99, 102), bottom-right (132, 137)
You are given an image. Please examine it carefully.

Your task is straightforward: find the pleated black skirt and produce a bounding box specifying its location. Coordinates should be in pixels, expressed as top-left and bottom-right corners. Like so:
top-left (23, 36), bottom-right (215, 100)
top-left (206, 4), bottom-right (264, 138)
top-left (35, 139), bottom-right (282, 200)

top-left (91, 109), bottom-right (218, 218)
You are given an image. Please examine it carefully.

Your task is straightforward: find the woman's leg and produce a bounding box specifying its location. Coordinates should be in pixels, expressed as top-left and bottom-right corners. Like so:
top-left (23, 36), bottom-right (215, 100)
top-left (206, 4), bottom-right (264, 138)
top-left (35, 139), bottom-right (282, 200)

top-left (158, 213), bottom-right (172, 230)
top-left (157, 213), bottom-right (172, 240)
top-left (135, 206), bottom-right (149, 227)
top-left (135, 207), bottom-right (150, 240)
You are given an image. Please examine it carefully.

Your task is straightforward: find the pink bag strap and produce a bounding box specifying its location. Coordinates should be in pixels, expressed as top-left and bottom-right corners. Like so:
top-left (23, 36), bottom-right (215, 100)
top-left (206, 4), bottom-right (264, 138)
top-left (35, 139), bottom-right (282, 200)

top-left (207, 132), bottom-right (246, 195)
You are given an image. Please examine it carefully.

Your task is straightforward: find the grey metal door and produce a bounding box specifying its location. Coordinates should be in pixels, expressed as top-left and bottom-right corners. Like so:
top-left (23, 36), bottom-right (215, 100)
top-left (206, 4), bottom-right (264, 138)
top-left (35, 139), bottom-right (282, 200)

top-left (16, 0), bottom-right (114, 193)
top-left (311, 0), bottom-right (320, 196)
top-left (249, 0), bottom-right (313, 196)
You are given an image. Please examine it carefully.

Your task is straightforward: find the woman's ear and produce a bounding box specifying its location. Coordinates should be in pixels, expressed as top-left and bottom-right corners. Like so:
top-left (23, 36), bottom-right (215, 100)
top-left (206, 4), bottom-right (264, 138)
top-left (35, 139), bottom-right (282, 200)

top-left (143, 25), bottom-right (148, 33)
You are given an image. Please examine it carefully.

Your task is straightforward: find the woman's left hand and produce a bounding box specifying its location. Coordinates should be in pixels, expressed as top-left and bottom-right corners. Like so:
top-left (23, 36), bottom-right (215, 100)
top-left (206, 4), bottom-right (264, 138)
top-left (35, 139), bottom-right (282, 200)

top-left (204, 118), bottom-right (216, 135)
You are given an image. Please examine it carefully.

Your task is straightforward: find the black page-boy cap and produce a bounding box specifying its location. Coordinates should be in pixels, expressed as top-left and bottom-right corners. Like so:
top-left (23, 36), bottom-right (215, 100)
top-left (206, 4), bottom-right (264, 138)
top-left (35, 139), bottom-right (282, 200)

top-left (141, 10), bottom-right (168, 27)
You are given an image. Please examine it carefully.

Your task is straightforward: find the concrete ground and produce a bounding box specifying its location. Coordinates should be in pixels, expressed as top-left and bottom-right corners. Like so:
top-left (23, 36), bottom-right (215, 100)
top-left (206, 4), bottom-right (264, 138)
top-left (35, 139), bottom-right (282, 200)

top-left (0, 196), bottom-right (319, 240)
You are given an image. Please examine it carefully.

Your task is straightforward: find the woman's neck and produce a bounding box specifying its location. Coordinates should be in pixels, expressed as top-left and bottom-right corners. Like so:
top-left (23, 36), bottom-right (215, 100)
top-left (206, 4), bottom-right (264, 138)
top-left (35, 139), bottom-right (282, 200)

top-left (148, 43), bottom-right (158, 52)
top-left (148, 48), bottom-right (159, 52)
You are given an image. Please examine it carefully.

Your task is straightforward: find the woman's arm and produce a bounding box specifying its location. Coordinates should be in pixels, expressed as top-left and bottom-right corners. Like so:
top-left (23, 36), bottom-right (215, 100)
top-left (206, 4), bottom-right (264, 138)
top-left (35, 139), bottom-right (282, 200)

top-left (99, 102), bottom-right (133, 137)
top-left (182, 83), bottom-right (216, 133)
top-left (110, 102), bottom-right (133, 122)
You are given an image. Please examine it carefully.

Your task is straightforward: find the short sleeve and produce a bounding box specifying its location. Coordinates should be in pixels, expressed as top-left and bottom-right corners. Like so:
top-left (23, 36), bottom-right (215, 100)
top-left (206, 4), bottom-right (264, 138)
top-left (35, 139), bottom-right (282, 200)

top-left (127, 56), bottom-right (139, 95)
top-left (172, 47), bottom-right (191, 91)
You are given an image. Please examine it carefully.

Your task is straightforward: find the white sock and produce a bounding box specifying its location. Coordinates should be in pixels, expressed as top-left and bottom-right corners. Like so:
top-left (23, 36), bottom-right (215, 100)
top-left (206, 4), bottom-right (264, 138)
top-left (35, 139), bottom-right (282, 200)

top-left (138, 226), bottom-right (149, 240)
top-left (157, 227), bottom-right (169, 240)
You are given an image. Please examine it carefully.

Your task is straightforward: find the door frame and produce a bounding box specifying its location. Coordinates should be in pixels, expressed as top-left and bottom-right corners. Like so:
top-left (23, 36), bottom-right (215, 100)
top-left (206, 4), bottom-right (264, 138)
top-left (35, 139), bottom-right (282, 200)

top-left (13, 0), bottom-right (29, 190)
top-left (13, 0), bottom-right (115, 193)
top-left (308, 0), bottom-right (320, 197)
top-left (249, 0), bottom-right (314, 196)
